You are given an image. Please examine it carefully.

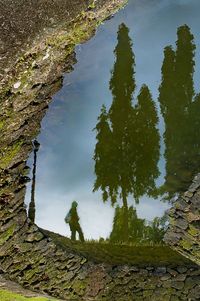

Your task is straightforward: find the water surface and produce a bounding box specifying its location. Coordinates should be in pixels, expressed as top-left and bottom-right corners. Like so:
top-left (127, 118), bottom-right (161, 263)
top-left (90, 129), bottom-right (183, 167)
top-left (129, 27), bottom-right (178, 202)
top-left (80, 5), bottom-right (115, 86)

top-left (25, 0), bottom-right (200, 244)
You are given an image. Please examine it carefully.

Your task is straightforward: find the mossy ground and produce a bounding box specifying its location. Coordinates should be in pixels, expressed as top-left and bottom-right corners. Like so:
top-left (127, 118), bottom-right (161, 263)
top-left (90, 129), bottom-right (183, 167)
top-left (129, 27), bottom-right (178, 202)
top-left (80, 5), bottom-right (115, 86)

top-left (43, 229), bottom-right (193, 267)
top-left (0, 289), bottom-right (58, 301)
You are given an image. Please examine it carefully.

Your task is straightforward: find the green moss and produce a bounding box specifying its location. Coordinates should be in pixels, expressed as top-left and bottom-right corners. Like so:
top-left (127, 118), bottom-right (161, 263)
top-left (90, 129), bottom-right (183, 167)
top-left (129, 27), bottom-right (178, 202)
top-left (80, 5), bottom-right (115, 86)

top-left (169, 217), bottom-right (175, 226)
top-left (0, 289), bottom-right (58, 301)
top-left (23, 267), bottom-right (40, 281)
top-left (88, 1), bottom-right (96, 10)
top-left (0, 224), bottom-right (16, 246)
top-left (0, 140), bottom-right (23, 169)
top-left (180, 239), bottom-right (192, 251)
top-left (72, 279), bottom-right (88, 296)
top-left (188, 224), bottom-right (199, 237)
top-left (0, 119), bottom-right (6, 130)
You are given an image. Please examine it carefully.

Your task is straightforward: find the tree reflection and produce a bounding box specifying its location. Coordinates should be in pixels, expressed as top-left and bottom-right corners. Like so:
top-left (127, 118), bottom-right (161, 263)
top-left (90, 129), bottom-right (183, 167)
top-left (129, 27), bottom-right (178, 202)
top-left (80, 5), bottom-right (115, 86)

top-left (93, 23), bottom-right (160, 242)
top-left (132, 85), bottom-right (160, 202)
top-left (110, 205), bottom-right (166, 244)
top-left (159, 25), bottom-right (200, 197)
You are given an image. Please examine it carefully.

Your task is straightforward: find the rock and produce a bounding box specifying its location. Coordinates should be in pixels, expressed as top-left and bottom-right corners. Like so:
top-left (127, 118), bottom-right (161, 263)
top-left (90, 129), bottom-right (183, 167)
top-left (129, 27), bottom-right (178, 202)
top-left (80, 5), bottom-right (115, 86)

top-left (167, 268), bottom-right (178, 277)
top-left (165, 232), bottom-right (181, 245)
top-left (171, 280), bottom-right (184, 290)
top-left (188, 212), bottom-right (200, 222)
top-left (184, 191), bottom-right (194, 198)
top-left (155, 267), bottom-right (167, 274)
top-left (188, 286), bottom-right (200, 300)
top-left (25, 232), bottom-right (43, 242)
top-left (175, 218), bottom-right (188, 230)
top-left (177, 266), bottom-right (188, 274)
top-left (161, 274), bottom-right (171, 281)
top-left (175, 274), bottom-right (186, 281)
top-left (13, 81), bottom-right (21, 89)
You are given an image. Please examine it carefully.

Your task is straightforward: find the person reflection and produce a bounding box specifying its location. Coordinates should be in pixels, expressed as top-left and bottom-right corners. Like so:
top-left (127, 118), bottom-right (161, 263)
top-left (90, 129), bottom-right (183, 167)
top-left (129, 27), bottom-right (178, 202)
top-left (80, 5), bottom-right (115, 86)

top-left (65, 201), bottom-right (85, 242)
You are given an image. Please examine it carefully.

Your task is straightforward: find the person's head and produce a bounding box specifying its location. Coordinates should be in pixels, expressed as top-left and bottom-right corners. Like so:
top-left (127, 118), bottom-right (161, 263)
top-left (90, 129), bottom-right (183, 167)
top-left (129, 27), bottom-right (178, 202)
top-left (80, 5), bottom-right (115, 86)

top-left (72, 201), bottom-right (78, 208)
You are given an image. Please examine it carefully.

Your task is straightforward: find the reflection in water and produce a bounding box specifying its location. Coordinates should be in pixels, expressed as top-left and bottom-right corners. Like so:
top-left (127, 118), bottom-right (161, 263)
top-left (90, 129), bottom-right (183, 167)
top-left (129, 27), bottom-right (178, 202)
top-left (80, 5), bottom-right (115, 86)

top-left (110, 206), bottom-right (167, 244)
top-left (94, 23), bottom-right (160, 242)
top-left (65, 201), bottom-right (85, 242)
top-left (25, 0), bottom-right (200, 245)
top-left (159, 25), bottom-right (200, 199)
top-left (28, 140), bottom-right (40, 223)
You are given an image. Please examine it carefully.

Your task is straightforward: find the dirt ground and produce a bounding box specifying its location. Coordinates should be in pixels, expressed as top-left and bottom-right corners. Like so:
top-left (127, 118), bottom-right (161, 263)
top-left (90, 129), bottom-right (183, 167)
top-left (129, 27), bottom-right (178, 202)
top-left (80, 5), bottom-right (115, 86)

top-left (0, 0), bottom-right (88, 77)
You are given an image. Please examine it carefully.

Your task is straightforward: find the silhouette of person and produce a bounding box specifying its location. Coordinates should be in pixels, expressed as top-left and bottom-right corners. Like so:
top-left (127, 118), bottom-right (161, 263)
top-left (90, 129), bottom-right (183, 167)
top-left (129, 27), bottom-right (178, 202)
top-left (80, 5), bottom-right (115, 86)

top-left (65, 201), bottom-right (85, 242)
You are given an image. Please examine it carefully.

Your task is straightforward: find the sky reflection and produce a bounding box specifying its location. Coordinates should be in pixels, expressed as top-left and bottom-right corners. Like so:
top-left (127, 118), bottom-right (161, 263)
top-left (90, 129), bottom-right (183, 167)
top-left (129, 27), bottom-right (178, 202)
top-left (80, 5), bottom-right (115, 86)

top-left (25, 0), bottom-right (200, 240)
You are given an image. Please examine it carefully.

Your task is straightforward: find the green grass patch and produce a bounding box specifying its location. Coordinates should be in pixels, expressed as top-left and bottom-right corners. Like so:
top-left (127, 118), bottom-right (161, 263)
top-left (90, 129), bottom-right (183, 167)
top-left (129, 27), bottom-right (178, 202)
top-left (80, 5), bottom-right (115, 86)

top-left (0, 289), bottom-right (58, 301)
top-left (42, 229), bottom-right (194, 267)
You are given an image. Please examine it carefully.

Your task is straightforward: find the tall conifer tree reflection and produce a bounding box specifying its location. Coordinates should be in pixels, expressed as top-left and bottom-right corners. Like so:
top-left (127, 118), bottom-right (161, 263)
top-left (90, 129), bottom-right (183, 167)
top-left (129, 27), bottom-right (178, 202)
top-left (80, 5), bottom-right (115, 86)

top-left (94, 23), bottom-right (160, 242)
top-left (93, 105), bottom-right (115, 203)
top-left (159, 25), bottom-right (200, 196)
top-left (110, 206), bottom-right (145, 243)
top-left (110, 205), bottom-right (166, 244)
top-left (133, 85), bottom-right (160, 202)
top-left (108, 23), bottom-right (136, 241)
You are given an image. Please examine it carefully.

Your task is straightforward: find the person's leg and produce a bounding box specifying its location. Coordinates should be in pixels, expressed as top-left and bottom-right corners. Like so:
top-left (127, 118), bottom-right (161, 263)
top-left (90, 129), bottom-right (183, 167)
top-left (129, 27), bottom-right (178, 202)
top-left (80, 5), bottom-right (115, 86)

top-left (70, 224), bottom-right (76, 241)
top-left (77, 223), bottom-right (85, 242)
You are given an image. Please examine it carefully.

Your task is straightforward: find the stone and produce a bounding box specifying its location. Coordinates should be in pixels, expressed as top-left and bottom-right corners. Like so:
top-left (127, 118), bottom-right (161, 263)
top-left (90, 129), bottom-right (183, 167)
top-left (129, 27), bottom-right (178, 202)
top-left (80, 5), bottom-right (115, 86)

top-left (161, 274), bottom-right (171, 281)
top-left (167, 268), bottom-right (178, 277)
top-left (155, 267), bottom-right (167, 274)
top-left (188, 181), bottom-right (200, 193)
top-left (165, 232), bottom-right (181, 245)
top-left (184, 277), bottom-right (197, 289)
top-left (175, 199), bottom-right (189, 211)
top-left (175, 274), bottom-right (186, 281)
top-left (188, 286), bottom-right (200, 300)
top-left (188, 212), bottom-right (200, 222)
top-left (25, 232), bottom-right (44, 242)
top-left (177, 266), bottom-right (188, 274)
top-left (13, 81), bottom-right (21, 89)
top-left (175, 218), bottom-right (188, 230)
top-left (184, 191), bottom-right (194, 198)
top-left (171, 280), bottom-right (184, 290)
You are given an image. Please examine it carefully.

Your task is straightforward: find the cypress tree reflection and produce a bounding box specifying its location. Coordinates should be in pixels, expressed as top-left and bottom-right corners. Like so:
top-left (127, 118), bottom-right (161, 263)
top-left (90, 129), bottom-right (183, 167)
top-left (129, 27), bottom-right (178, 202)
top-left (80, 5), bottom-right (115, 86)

top-left (159, 25), bottom-right (200, 197)
top-left (108, 23), bottom-right (136, 241)
top-left (94, 23), bottom-right (136, 242)
top-left (110, 206), bottom-right (166, 244)
top-left (93, 105), bottom-right (116, 204)
top-left (110, 206), bottom-right (145, 243)
top-left (94, 23), bottom-right (160, 242)
top-left (133, 85), bottom-right (160, 202)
